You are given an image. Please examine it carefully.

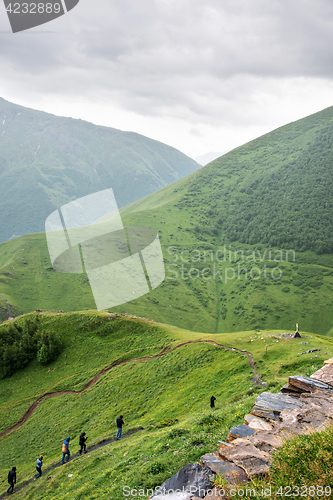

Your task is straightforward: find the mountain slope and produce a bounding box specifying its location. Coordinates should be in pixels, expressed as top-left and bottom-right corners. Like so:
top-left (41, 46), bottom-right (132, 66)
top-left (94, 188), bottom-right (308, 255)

top-left (0, 97), bottom-right (199, 243)
top-left (0, 311), bottom-right (332, 498)
top-left (0, 107), bottom-right (332, 334)
top-left (117, 105), bottom-right (333, 334)
top-left (125, 105), bottom-right (333, 254)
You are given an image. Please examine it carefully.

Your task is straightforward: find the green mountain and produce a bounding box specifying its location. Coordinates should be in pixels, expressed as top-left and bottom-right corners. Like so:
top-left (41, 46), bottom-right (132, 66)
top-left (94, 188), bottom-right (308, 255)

top-left (118, 105), bottom-right (333, 335)
top-left (0, 311), bottom-right (332, 498)
top-left (0, 97), bottom-right (199, 243)
top-left (0, 106), bottom-right (332, 335)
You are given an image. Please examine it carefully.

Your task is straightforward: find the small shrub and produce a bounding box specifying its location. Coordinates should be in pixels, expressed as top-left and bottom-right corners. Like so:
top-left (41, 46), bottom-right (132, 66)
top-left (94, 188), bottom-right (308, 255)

top-left (149, 461), bottom-right (167, 475)
top-left (154, 418), bottom-right (178, 428)
top-left (168, 428), bottom-right (188, 439)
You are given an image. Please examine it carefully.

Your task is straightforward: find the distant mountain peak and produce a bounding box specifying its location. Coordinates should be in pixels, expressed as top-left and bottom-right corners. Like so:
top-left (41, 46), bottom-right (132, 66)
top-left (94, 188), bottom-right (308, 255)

top-left (0, 97), bottom-right (200, 243)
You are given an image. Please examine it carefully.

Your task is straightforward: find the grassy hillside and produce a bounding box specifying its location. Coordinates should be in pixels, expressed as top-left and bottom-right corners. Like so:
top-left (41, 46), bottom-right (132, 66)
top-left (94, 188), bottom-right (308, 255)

top-left (0, 97), bottom-right (199, 243)
top-left (0, 107), bottom-right (332, 335)
top-left (117, 106), bottom-right (333, 334)
top-left (0, 311), bottom-right (332, 499)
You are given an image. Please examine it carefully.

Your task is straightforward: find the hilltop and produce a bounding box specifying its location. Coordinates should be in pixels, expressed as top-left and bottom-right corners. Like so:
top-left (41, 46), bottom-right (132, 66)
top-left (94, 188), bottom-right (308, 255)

top-left (0, 311), bottom-right (332, 498)
top-left (0, 97), bottom-right (199, 243)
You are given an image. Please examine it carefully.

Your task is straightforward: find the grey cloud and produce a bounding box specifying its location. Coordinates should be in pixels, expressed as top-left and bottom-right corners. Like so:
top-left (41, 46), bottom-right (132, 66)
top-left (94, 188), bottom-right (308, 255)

top-left (0, 0), bottom-right (333, 125)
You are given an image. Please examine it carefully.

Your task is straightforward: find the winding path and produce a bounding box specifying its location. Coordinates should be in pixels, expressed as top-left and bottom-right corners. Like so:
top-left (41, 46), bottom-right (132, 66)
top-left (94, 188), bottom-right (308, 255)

top-left (0, 340), bottom-right (262, 441)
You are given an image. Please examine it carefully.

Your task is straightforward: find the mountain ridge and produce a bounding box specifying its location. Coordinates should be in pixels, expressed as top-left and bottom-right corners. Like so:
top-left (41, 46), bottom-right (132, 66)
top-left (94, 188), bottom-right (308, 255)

top-left (0, 96), bottom-right (199, 243)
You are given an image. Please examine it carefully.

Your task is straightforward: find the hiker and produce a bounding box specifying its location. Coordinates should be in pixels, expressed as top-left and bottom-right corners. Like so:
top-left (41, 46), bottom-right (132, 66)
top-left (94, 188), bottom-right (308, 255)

top-left (36, 456), bottom-right (43, 479)
top-left (61, 437), bottom-right (71, 464)
top-left (7, 466), bottom-right (16, 494)
top-left (79, 432), bottom-right (87, 454)
top-left (210, 395), bottom-right (216, 408)
top-left (116, 415), bottom-right (124, 439)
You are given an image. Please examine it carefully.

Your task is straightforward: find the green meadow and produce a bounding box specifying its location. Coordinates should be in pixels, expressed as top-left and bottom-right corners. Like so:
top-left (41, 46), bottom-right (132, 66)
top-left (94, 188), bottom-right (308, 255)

top-left (1, 311), bottom-right (333, 498)
top-left (1, 206), bottom-right (333, 335)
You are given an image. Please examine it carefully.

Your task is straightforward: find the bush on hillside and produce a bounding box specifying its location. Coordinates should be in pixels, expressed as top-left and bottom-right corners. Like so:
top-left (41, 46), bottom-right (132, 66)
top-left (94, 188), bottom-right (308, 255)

top-left (0, 318), bottom-right (64, 378)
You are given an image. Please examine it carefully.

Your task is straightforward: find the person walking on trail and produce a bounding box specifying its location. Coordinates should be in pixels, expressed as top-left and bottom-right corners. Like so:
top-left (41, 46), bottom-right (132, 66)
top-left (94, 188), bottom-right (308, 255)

top-left (7, 466), bottom-right (16, 494)
top-left (79, 432), bottom-right (87, 454)
top-left (35, 456), bottom-right (43, 479)
top-left (61, 437), bottom-right (71, 464)
top-left (116, 415), bottom-right (124, 439)
top-left (210, 395), bottom-right (216, 408)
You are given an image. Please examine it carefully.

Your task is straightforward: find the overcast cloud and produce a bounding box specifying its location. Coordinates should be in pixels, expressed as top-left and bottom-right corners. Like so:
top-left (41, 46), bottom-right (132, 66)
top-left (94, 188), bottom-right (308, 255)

top-left (1, 0), bottom-right (333, 157)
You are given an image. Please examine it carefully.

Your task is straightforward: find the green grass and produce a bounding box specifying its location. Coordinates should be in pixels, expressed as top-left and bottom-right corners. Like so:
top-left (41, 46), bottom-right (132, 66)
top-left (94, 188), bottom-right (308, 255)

top-left (1, 210), bottom-right (333, 335)
top-left (1, 311), bottom-right (333, 498)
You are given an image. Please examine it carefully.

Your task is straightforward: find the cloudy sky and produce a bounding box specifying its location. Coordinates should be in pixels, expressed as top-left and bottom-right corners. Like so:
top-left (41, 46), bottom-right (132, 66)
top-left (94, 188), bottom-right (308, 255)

top-left (1, 0), bottom-right (333, 158)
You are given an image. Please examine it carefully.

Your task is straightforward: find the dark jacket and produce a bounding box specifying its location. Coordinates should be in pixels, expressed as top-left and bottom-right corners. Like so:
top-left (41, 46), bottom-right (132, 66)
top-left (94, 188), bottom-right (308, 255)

top-left (8, 469), bottom-right (16, 484)
top-left (116, 417), bottom-right (124, 428)
top-left (79, 432), bottom-right (87, 445)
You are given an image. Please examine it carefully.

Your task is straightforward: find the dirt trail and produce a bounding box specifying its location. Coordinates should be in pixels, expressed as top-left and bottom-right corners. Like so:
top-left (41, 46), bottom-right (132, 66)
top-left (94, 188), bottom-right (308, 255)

top-left (0, 340), bottom-right (262, 440)
top-left (0, 427), bottom-right (144, 499)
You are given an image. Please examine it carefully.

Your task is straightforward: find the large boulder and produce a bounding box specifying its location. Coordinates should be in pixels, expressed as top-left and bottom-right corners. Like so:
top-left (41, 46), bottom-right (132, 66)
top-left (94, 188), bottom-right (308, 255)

top-left (150, 463), bottom-right (214, 499)
top-left (251, 392), bottom-right (303, 421)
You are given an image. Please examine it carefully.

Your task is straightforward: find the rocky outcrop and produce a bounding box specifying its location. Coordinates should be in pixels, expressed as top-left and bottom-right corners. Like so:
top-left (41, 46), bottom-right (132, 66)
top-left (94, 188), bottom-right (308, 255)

top-left (251, 392), bottom-right (303, 421)
top-left (149, 358), bottom-right (333, 499)
top-left (200, 453), bottom-right (248, 485)
top-left (244, 415), bottom-right (273, 431)
top-left (200, 359), bottom-right (333, 486)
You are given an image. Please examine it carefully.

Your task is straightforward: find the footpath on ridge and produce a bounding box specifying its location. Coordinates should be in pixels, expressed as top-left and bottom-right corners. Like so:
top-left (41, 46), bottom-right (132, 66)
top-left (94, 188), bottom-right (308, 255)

top-left (0, 339), bottom-right (261, 440)
top-left (0, 337), bottom-right (262, 498)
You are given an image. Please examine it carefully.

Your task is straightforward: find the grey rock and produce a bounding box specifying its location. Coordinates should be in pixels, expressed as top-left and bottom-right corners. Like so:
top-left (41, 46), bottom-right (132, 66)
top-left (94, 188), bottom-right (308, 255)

top-left (247, 431), bottom-right (283, 452)
top-left (235, 457), bottom-right (271, 478)
top-left (289, 375), bottom-right (333, 393)
top-left (252, 392), bottom-right (303, 421)
top-left (280, 383), bottom-right (304, 395)
top-left (151, 463), bottom-right (214, 499)
top-left (201, 453), bottom-right (248, 485)
top-left (228, 424), bottom-right (256, 441)
top-left (219, 442), bottom-right (271, 478)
